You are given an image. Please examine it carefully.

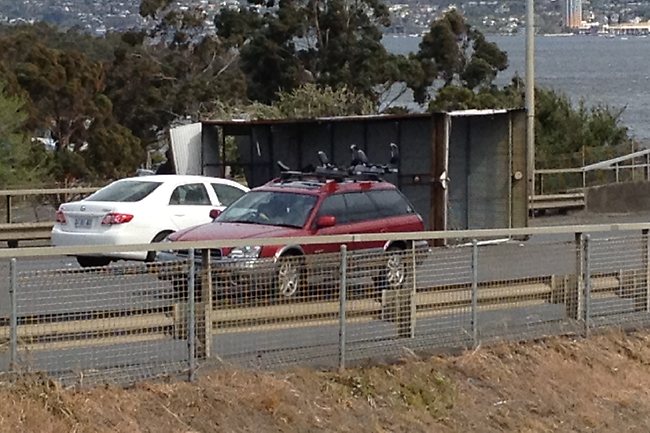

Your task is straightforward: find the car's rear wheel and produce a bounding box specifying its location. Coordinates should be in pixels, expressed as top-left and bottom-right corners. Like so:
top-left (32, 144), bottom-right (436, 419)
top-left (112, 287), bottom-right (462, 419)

top-left (276, 255), bottom-right (304, 298)
top-left (146, 231), bottom-right (174, 262)
top-left (76, 256), bottom-right (111, 268)
top-left (374, 246), bottom-right (408, 292)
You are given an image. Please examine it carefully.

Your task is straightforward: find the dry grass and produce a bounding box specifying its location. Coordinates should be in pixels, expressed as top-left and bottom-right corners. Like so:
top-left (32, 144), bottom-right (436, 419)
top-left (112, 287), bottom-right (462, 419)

top-left (3, 330), bottom-right (650, 432)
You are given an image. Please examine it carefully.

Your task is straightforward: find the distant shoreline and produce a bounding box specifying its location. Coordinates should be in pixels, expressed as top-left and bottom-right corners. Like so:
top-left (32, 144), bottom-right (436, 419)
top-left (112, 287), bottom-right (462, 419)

top-left (383, 31), bottom-right (649, 39)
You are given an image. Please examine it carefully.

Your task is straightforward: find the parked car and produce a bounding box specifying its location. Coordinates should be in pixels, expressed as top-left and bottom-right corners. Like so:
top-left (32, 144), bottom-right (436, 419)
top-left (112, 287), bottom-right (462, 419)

top-left (158, 162), bottom-right (427, 298)
top-left (51, 174), bottom-right (249, 267)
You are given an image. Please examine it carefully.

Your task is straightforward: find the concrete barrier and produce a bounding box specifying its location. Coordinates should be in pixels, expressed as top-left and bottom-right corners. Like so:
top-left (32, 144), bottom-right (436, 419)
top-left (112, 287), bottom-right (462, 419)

top-left (586, 181), bottom-right (650, 213)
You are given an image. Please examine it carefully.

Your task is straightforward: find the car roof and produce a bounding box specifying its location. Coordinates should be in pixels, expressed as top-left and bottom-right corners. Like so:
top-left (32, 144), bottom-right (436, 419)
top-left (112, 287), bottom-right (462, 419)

top-left (255, 178), bottom-right (396, 195)
top-left (116, 174), bottom-right (248, 189)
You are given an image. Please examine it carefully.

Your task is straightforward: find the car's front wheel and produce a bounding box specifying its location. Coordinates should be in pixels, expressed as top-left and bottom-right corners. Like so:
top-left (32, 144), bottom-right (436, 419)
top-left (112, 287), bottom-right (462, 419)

top-left (374, 246), bottom-right (408, 292)
top-left (76, 256), bottom-right (111, 268)
top-left (276, 255), bottom-right (304, 298)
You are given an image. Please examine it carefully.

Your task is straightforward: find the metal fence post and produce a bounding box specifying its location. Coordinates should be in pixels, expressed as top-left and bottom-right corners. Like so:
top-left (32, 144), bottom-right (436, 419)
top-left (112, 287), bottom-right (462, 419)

top-left (471, 239), bottom-right (479, 348)
top-left (187, 249), bottom-right (196, 382)
top-left (5, 195), bottom-right (12, 224)
top-left (583, 235), bottom-right (591, 338)
top-left (338, 245), bottom-right (347, 372)
top-left (198, 249), bottom-right (213, 360)
top-left (567, 233), bottom-right (585, 321)
top-left (9, 258), bottom-right (17, 371)
top-left (641, 229), bottom-right (650, 312)
top-left (410, 242), bottom-right (417, 338)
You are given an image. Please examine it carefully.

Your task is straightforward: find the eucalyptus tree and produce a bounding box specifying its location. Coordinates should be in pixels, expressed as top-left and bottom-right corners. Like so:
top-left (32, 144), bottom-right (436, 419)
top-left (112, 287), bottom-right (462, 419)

top-left (118, 0), bottom-right (248, 144)
top-left (0, 82), bottom-right (51, 187)
top-left (0, 28), bottom-right (145, 180)
top-left (214, 0), bottom-right (417, 106)
top-left (413, 9), bottom-right (509, 105)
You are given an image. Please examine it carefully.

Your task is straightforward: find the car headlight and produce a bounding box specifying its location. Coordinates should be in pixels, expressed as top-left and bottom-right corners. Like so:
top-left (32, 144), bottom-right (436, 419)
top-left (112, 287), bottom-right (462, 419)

top-left (228, 245), bottom-right (262, 259)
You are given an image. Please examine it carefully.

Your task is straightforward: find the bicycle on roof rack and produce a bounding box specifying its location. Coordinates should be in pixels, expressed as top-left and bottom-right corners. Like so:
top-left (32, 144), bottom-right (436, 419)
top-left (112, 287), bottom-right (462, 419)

top-left (278, 143), bottom-right (400, 183)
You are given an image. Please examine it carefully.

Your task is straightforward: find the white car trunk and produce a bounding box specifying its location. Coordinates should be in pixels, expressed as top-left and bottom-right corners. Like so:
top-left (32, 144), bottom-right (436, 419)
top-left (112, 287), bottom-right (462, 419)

top-left (58, 201), bottom-right (119, 232)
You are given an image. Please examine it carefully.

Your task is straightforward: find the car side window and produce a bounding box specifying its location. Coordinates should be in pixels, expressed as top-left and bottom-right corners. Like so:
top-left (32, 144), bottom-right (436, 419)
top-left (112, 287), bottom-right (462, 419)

top-left (367, 190), bottom-right (414, 217)
top-left (317, 194), bottom-right (348, 224)
top-left (342, 192), bottom-right (378, 223)
top-left (211, 183), bottom-right (246, 207)
top-left (169, 183), bottom-right (211, 205)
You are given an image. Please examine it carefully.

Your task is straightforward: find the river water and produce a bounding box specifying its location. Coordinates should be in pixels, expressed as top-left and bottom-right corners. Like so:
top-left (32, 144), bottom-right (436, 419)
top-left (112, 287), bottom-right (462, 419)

top-left (383, 33), bottom-right (650, 142)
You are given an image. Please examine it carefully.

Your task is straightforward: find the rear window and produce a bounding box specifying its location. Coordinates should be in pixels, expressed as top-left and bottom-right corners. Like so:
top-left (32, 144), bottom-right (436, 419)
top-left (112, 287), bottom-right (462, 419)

top-left (85, 180), bottom-right (162, 202)
top-left (367, 190), bottom-right (415, 217)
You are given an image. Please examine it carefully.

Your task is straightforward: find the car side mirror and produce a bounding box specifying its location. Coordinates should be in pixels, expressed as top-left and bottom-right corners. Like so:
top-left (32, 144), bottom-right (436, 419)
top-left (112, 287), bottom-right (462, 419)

top-left (209, 208), bottom-right (222, 219)
top-left (316, 215), bottom-right (336, 228)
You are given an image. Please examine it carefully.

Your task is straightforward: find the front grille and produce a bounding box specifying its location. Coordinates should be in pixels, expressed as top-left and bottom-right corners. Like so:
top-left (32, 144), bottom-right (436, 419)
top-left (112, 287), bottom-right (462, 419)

top-left (175, 248), bottom-right (223, 259)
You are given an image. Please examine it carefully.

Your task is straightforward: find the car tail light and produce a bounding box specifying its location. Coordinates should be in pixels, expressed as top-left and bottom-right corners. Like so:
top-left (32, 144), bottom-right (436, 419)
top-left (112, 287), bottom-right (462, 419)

top-left (101, 213), bottom-right (134, 225)
top-left (55, 210), bottom-right (66, 224)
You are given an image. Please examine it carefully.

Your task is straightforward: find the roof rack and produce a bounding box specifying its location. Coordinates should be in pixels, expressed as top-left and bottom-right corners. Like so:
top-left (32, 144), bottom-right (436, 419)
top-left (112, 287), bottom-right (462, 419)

top-left (277, 143), bottom-right (399, 183)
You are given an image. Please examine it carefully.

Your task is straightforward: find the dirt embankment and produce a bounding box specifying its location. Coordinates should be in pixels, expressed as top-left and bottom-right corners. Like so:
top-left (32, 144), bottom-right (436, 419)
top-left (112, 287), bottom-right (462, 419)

top-left (2, 330), bottom-right (650, 433)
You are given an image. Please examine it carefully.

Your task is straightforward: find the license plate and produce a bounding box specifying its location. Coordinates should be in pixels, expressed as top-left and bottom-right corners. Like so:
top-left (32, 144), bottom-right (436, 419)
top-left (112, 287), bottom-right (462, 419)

top-left (74, 217), bottom-right (93, 228)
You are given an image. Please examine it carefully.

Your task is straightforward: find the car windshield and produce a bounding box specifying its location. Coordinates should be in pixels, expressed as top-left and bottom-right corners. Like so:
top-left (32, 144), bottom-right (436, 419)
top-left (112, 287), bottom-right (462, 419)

top-left (85, 180), bottom-right (162, 202)
top-left (216, 191), bottom-right (317, 228)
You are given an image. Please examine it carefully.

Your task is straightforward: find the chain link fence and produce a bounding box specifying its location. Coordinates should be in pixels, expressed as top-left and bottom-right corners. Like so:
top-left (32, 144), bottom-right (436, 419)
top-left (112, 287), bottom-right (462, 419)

top-left (2, 226), bottom-right (650, 386)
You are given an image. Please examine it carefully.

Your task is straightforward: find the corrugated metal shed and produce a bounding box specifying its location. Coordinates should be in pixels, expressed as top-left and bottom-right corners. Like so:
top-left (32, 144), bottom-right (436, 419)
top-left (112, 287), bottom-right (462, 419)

top-left (170, 110), bottom-right (528, 231)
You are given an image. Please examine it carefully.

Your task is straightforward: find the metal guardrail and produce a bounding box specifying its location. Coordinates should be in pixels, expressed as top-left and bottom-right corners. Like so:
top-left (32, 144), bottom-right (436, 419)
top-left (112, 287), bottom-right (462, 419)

top-left (0, 222), bottom-right (53, 242)
top-left (0, 187), bottom-right (99, 247)
top-left (531, 193), bottom-right (586, 214)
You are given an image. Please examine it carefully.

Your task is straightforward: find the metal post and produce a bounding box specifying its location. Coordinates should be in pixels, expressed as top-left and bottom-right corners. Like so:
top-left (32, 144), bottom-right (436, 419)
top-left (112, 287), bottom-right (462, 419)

top-left (9, 258), bottom-right (17, 371)
top-left (583, 235), bottom-right (591, 338)
top-left (187, 249), bottom-right (196, 382)
top-left (338, 245), bottom-right (347, 372)
top-left (645, 229), bottom-right (650, 312)
top-left (471, 240), bottom-right (479, 348)
top-left (567, 233), bottom-right (584, 321)
top-left (410, 242), bottom-right (417, 339)
top-left (199, 249), bottom-right (213, 359)
top-left (5, 195), bottom-right (11, 224)
top-left (525, 0), bottom-right (536, 206)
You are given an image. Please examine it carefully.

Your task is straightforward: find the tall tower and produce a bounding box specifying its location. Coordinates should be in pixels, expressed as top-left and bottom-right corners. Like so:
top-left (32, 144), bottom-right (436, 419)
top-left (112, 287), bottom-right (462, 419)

top-left (563, 0), bottom-right (582, 29)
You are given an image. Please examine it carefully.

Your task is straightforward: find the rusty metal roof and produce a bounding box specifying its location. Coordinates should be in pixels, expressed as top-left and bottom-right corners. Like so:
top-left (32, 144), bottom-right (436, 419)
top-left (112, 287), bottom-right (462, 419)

top-left (199, 112), bottom-right (434, 127)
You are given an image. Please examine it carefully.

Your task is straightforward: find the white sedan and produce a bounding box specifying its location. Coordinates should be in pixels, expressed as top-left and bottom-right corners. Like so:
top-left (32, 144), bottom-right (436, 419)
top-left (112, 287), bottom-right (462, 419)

top-left (51, 174), bottom-right (249, 267)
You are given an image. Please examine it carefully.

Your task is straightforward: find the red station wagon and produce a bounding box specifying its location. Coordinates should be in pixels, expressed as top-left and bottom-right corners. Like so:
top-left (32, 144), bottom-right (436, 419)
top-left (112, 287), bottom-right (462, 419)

top-left (159, 150), bottom-right (427, 298)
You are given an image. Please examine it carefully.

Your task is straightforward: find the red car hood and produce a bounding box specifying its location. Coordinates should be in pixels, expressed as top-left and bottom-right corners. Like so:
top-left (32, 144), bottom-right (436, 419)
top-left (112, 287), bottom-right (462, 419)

top-left (169, 222), bottom-right (304, 242)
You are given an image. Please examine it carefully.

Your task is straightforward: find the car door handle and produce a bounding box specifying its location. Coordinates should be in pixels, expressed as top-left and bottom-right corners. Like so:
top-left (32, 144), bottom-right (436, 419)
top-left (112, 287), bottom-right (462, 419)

top-left (174, 214), bottom-right (186, 217)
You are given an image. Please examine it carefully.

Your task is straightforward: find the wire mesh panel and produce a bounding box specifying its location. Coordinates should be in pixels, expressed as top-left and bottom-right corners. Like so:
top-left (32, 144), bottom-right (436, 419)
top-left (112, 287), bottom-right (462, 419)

top-left (12, 257), bottom-right (192, 386)
top-left (589, 234), bottom-right (650, 328)
top-left (210, 251), bottom-right (345, 369)
top-left (408, 244), bottom-right (474, 351)
top-left (472, 238), bottom-right (581, 342)
top-left (340, 247), bottom-right (420, 363)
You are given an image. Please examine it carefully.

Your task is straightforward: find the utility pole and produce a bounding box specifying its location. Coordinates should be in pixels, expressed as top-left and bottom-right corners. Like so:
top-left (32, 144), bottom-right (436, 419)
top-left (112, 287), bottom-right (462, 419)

top-left (526, 0), bottom-right (536, 214)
